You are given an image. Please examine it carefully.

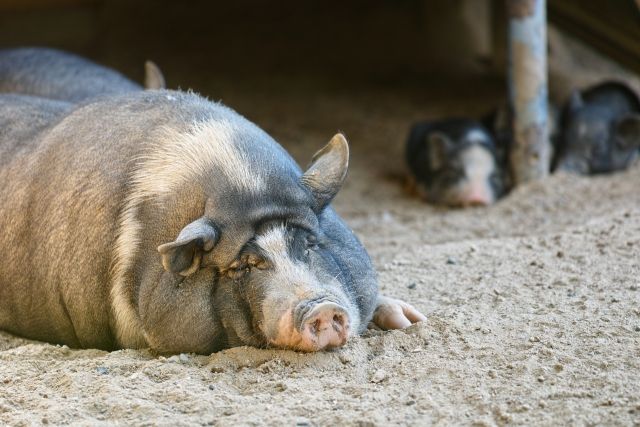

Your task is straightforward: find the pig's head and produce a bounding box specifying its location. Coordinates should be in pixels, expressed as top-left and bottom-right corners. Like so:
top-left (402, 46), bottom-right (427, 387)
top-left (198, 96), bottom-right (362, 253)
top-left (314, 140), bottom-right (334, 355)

top-left (555, 91), bottom-right (640, 174)
top-left (425, 127), bottom-right (504, 207)
top-left (153, 133), bottom-right (377, 353)
top-left (213, 220), bottom-right (361, 352)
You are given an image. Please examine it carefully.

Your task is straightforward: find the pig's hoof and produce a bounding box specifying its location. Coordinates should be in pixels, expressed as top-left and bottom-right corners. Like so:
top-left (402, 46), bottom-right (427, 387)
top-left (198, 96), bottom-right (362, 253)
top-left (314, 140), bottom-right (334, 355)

top-left (372, 296), bottom-right (426, 330)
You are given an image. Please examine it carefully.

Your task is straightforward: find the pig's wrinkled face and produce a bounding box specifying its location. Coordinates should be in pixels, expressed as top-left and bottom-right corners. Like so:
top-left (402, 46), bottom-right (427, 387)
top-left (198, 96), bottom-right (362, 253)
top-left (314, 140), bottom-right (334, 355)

top-left (427, 130), bottom-right (503, 207)
top-left (215, 222), bottom-right (360, 352)
top-left (156, 133), bottom-right (376, 352)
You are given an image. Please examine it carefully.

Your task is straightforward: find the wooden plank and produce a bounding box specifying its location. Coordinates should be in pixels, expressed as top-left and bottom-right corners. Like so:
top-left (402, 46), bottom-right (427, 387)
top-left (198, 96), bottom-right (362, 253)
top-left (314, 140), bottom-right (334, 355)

top-left (0, 0), bottom-right (98, 12)
top-left (549, 0), bottom-right (640, 73)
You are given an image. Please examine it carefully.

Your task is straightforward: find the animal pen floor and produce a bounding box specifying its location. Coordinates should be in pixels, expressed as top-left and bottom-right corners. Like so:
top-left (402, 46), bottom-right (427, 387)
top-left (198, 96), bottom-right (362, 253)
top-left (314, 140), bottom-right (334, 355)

top-left (1, 74), bottom-right (639, 426)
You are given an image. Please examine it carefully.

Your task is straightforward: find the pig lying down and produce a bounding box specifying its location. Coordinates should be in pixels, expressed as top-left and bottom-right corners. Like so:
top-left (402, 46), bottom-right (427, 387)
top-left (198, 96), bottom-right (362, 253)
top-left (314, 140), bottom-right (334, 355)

top-left (0, 90), bottom-right (424, 354)
top-left (554, 81), bottom-right (640, 174)
top-left (0, 47), bottom-right (164, 102)
top-left (405, 118), bottom-right (506, 207)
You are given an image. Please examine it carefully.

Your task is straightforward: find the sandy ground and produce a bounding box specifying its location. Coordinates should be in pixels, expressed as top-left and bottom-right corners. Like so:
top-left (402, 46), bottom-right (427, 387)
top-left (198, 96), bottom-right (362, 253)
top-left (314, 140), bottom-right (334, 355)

top-left (2, 68), bottom-right (640, 425)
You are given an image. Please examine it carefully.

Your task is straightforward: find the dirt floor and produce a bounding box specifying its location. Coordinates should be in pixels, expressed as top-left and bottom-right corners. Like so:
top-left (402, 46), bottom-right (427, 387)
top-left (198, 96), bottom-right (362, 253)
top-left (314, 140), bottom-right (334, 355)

top-left (2, 56), bottom-right (640, 426)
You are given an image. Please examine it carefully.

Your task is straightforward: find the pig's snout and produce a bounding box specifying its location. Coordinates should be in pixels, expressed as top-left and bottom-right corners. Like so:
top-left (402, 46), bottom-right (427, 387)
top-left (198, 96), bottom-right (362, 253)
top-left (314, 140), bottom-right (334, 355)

top-left (455, 185), bottom-right (494, 207)
top-left (270, 298), bottom-right (351, 352)
top-left (295, 300), bottom-right (350, 351)
top-left (462, 192), bottom-right (492, 206)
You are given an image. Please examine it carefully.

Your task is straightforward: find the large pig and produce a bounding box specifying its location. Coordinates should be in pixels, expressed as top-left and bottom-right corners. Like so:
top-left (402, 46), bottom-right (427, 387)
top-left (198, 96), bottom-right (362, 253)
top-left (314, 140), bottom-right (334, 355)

top-left (0, 91), bottom-right (424, 354)
top-left (0, 47), bottom-right (165, 101)
top-left (405, 118), bottom-right (506, 207)
top-left (554, 81), bottom-right (640, 174)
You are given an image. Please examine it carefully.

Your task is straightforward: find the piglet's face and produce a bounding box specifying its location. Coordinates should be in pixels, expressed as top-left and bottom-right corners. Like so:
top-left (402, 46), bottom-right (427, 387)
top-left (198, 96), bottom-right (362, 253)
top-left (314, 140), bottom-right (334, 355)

top-left (557, 112), bottom-right (640, 174)
top-left (555, 90), bottom-right (640, 174)
top-left (427, 130), bottom-right (503, 207)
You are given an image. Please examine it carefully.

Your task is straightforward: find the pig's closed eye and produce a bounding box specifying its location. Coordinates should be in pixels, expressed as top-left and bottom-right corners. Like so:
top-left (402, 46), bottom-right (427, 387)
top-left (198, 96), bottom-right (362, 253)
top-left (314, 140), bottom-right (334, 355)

top-left (226, 265), bottom-right (249, 281)
top-left (306, 234), bottom-right (319, 249)
top-left (304, 234), bottom-right (320, 257)
top-left (225, 253), bottom-right (269, 280)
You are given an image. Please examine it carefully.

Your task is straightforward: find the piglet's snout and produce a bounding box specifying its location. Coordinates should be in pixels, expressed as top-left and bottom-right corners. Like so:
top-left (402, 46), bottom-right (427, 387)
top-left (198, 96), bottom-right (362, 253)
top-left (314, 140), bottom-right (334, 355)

top-left (463, 192), bottom-right (492, 206)
top-left (458, 184), bottom-right (494, 207)
top-left (294, 300), bottom-right (350, 351)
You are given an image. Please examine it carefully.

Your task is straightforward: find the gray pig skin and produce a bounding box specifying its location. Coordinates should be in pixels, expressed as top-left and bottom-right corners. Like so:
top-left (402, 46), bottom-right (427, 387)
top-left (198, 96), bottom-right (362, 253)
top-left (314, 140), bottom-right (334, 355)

top-left (0, 90), bottom-right (382, 354)
top-left (554, 81), bottom-right (640, 174)
top-left (0, 47), bottom-right (164, 102)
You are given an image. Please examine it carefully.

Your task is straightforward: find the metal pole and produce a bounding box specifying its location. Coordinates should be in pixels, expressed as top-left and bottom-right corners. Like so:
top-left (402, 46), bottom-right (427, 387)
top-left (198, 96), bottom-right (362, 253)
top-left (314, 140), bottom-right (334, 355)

top-left (507, 0), bottom-right (550, 184)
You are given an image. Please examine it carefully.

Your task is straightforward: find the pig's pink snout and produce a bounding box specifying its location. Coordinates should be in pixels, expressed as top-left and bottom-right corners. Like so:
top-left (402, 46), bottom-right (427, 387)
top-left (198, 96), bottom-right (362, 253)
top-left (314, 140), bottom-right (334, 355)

top-left (464, 195), bottom-right (491, 206)
top-left (461, 186), bottom-right (493, 206)
top-left (296, 301), bottom-right (350, 351)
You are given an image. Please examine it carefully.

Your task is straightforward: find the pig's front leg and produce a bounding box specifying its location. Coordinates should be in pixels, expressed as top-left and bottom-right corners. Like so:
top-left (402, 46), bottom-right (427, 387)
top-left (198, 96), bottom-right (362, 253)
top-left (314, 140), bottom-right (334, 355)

top-left (371, 295), bottom-right (426, 330)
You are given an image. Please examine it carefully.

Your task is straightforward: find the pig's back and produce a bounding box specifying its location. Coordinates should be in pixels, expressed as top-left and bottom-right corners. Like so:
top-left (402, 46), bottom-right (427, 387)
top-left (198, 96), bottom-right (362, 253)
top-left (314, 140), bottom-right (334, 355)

top-left (582, 82), bottom-right (640, 114)
top-left (0, 94), bottom-right (73, 166)
top-left (0, 47), bottom-right (142, 102)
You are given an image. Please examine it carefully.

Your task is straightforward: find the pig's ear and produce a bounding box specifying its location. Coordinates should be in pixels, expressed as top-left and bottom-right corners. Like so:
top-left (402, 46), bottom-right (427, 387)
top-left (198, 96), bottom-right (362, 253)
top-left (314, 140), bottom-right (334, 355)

top-left (157, 218), bottom-right (218, 276)
top-left (492, 105), bottom-right (510, 134)
top-left (144, 60), bottom-right (166, 90)
top-left (301, 133), bottom-right (349, 211)
top-left (614, 114), bottom-right (640, 149)
top-left (427, 132), bottom-right (452, 170)
top-left (567, 90), bottom-right (584, 113)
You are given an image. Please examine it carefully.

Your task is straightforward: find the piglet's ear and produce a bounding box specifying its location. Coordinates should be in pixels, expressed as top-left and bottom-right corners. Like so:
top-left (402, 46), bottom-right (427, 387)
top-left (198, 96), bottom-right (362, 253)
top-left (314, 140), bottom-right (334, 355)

top-left (301, 133), bottom-right (349, 211)
top-left (157, 218), bottom-right (218, 276)
top-left (427, 131), bottom-right (452, 170)
top-left (615, 114), bottom-right (640, 149)
top-left (567, 89), bottom-right (584, 113)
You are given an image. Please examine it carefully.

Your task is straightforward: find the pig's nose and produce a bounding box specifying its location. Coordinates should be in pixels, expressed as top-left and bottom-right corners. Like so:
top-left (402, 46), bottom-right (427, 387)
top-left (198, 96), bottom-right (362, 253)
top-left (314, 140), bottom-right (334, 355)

top-left (461, 189), bottom-right (493, 207)
top-left (296, 301), bottom-right (350, 351)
